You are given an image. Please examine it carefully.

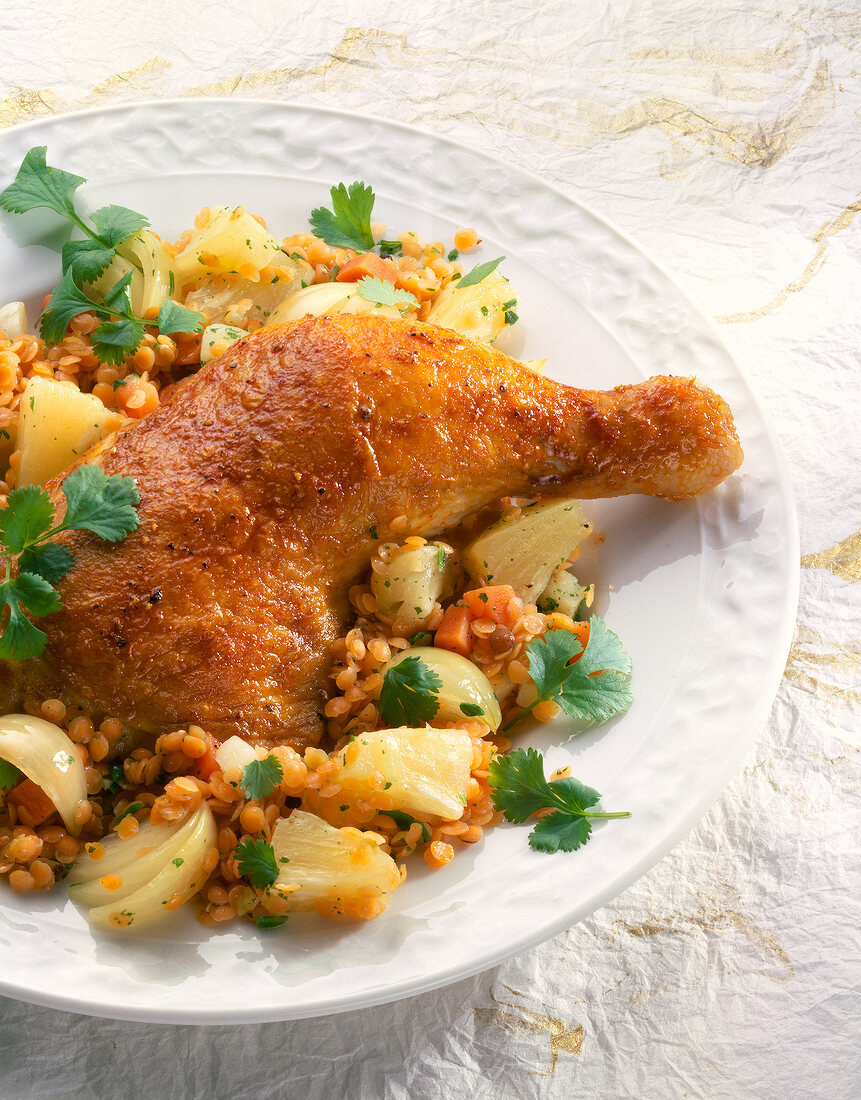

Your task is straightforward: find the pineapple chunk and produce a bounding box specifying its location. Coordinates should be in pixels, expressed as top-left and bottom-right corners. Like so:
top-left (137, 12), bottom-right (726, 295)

top-left (425, 269), bottom-right (516, 343)
top-left (174, 206), bottom-right (284, 287)
top-left (184, 257), bottom-right (312, 327)
top-left (16, 378), bottom-right (122, 488)
top-left (272, 810), bottom-right (401, 919)
top-left (538, 570), bottom-right (592, 618)
top-left (0, 300), bottom-right (29, 339)
top-left (371, 542), bottom-right (459, 632)
top-left (337, 726), bottom-right (473, 819)
top-left (200, 323), bottom-right (246, 365)
top-left (464, 498), bottom-right (592, 599)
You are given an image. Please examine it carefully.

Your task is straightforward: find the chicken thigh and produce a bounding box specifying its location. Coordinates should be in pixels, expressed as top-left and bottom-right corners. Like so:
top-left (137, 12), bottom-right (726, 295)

top-left (11, 314), bottom-right (742, 746)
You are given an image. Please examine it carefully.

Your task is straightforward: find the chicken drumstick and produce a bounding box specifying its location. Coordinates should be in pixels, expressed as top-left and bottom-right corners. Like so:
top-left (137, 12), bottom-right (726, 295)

top-left (12, 315), bottom-right (743, 746)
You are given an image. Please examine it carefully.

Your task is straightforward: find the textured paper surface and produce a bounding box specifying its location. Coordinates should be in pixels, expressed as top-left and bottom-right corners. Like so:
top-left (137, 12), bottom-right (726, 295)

top-left (0, 2), bottom-right (859, 1097)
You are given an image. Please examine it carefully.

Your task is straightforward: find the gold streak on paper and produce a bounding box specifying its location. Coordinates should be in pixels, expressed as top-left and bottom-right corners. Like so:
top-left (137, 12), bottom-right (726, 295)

top-left (801, 527), bottom-right (861, 582)
top-left (581, 58), bottom-right (832, 169)
top-left (86, 57), bottom-right (172, 100)
top-left (616, 891), bottom-right (794, 984)
top-left (0, 88), bottom-right (63, 130)
top-left (718, 197), bottom-right (861, 324)
top-left (626, 42), bottom-right (804, 76)
top-left (185, 28), bottom-right (413, 98)
top-left (474, 987), bottom-right (583, 1075)
top-left (784, 625), bottom-right (861, 706)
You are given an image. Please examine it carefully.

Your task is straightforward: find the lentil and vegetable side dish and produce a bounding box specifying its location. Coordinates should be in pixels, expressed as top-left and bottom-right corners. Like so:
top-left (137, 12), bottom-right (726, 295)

top-left (0, 150), bottom-right (743, 933)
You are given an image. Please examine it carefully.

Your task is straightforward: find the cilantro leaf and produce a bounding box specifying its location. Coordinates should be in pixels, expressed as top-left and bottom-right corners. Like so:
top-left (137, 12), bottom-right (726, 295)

top-left (156, 298), bottom-right (204, 335)
top-left (356, 276), bottom-right (417, 312)
top-left (0, 485), bottom-right (55, 553)
top-left (488, 747), bottom-right (628, 854)
top-left (0, 758), bottom-right (20, 790)
top-left (487, 746), bottom-right (562, 821)
top-left (378, 656), bottom-right (442, 727)
top-left (460, 703), bottom-right (484, 717)
top-left (91, 318), bottom-right (146, 367)
top-left (0, 580), bottom-right (54, 660)
top-left (456, 256), bottom-right (505, 289)
top-left (18, 543), bottom-right (75, 584)
top-left (0, 466), bottom-right (140, 662)
top-left (90, 204), bottom-right (149, 248)
top-left (59, 464), bottom-right (140, 542)
top-left (6, 572), bottom-right (62, 617)
top-left (61, 239), bottom-right (116, 283)
top-left (378, 239), bottom-right (402, 258)
top-left (310, 181), bottom-right (376, 251)
top-left (0, 146), bottom-right (85, 218)
top-left (505, 619), bottom-right (633, 731)
top-left (528, 810), bottom-right (593, 853)
top-left (234, 837), bottom-right (279, 889)
top-left (241, 755), bottom-right (284, 801)
top-left (383, 809), bottom-right (431, 843)
top-left (39, 268), bottom-right (102, 345)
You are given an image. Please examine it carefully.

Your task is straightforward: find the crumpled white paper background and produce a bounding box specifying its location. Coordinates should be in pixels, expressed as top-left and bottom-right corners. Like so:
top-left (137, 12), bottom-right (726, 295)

top-left (0, 2), bottom-right (859, 1097)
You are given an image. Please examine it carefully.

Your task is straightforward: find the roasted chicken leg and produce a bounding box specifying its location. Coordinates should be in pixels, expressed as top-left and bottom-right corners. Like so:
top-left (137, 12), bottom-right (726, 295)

top-left (10, 315), bottom-right (742, 746)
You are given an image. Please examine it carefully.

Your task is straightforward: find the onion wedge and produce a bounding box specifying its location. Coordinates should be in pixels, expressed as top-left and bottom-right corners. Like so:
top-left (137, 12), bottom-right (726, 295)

top-left (0, 714), bottom-right (87, 835)
top-left (80, 803), bottom-right (217, 931)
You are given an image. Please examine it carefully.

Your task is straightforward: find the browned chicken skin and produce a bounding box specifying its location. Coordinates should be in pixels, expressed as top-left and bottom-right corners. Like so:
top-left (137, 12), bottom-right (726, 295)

top-left (9, 315), bottom-right (742, 746)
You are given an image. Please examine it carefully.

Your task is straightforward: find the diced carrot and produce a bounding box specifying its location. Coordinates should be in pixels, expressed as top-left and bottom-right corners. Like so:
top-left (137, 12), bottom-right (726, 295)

top-left (463, 585), bottom-right (518, 625)
top-left (434, 605), bottom-right (473, 657)
top-left (7, 778), bottom-right (57, 826)
top-left (335, 253), bottom-right (398, 285)
top-left (189, 733), bottom-right (220, 781)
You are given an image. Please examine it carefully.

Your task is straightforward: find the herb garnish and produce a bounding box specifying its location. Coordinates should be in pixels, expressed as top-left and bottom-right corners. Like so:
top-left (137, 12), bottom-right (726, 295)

top-left (256, 914), bottom-right (289, 929)
top-left (502, 618), bottom-right (632, 732)
top-left (0, 465), bottom-right (140, 660)
top-left (384, 810), bottom-right (432, 843)
top-left (0, 147), bottom-right (204, 364)
top-left (356, 276), bottom-right (417, 312)
top-left (310, 181), bottom-right (376, 251)
top-left (234, 837), bottom-right (280, 889)
top-left (0, 759), bottom-right (20, 790)
top-left (488, 747), bottom-right (630, 852)
top-left (378, 656), bottom-right (442, 727)
top-left (113, 801), bottom-right (144, 826)
top-left (240, 755), bottom-right (284, 801)
top-left (456, 256), bottom-right (505, 289)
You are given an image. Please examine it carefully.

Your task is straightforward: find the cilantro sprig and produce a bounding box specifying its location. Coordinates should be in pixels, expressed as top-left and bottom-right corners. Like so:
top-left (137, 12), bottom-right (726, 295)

top-left (0, 147), bottom-right (203, 364)
top-left (0, 465), bottom-right (140, 660)
top-left (356, 276), bottom-right (417, 313)
top-left (234, 837), bottom-right (280, 890)
top-left (488, 747), bottom-right (630, 852)
top-left (379, 656), bottom-right (442, 727)
top-left (310, 181), bottom-right (376, 252)
top-left (503, 618), bottom-right (633, 732)
top-left (240, 755), bottom-right (283, 801)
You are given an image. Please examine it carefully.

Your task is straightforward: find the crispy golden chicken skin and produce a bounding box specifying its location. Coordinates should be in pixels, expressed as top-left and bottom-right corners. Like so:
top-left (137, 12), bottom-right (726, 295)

top-left (11, 315), bottom-right (742, 746)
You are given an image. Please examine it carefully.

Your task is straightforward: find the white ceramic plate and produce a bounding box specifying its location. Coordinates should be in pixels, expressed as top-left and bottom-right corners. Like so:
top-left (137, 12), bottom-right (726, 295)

top-left (0, 100), bottom-right (797, 1023)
